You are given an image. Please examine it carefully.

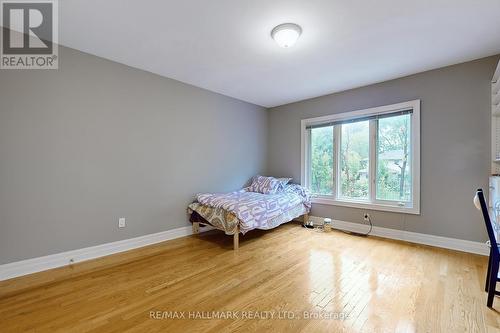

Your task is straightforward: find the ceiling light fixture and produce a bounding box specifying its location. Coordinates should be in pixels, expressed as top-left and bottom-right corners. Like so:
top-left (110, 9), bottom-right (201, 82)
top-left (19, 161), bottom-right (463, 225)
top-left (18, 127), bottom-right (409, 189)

top-left (271, 23), bottom-right (302, 48)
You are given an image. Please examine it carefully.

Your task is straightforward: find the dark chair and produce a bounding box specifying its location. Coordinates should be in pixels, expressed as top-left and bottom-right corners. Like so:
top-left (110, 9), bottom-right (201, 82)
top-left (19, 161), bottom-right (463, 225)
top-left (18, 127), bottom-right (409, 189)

top-left (475, 189), bottom-right (500, 307)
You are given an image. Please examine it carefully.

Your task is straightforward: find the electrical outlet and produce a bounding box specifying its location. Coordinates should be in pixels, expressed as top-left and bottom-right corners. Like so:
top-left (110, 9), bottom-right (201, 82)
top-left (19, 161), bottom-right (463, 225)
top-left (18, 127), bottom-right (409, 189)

top-left (118, 217), bottom-right (126, 228)
top-left (363, 213), bottom-right (370, 221)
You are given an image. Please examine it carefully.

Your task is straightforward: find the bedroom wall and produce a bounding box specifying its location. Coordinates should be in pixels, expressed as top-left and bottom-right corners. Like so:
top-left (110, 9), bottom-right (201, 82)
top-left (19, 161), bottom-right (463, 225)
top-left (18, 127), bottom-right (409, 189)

top-left (0, 45), bottom-right (267, 264)
top-left (267, 55), bottom-right (500, 243)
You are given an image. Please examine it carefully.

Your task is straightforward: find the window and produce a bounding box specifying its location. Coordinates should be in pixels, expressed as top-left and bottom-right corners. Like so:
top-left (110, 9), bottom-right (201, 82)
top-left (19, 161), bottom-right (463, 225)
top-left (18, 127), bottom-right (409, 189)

top-left (310, 126), bottom-right (334, 195)
top-left (301, 100), bottom-right (420, 214)
top-left (339, 120), bottom-right (369, 200)
top-left (376, 113), bottom-right (412, 202)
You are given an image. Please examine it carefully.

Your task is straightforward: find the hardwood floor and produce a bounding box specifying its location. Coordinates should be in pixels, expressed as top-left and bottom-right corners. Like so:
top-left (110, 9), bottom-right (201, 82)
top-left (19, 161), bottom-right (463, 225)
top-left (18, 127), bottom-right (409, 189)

top-left (0, 223), bottom-right (499, 332)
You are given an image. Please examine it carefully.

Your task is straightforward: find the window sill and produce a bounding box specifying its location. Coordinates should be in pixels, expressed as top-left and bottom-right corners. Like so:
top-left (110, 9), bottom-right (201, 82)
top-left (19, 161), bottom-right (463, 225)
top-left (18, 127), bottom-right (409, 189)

top-left (310, 196), bottom-right (420, 215)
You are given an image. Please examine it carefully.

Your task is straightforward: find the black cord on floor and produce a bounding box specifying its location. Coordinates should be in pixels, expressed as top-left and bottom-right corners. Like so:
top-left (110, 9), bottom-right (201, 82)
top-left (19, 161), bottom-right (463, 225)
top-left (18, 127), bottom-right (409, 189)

top-left (339, 216), bottom-right (373, 237)
top-left (302, 216), bottom-right (373, 236)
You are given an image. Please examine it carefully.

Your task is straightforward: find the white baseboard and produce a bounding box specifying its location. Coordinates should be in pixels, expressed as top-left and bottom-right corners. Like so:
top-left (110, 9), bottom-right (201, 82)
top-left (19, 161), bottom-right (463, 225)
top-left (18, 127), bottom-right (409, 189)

top-left (308, 216), bottom-right (489, 256)
top-left (0, 224), bottom-right (213, 281)
top-left (0, 218), bottom-right (488, 281)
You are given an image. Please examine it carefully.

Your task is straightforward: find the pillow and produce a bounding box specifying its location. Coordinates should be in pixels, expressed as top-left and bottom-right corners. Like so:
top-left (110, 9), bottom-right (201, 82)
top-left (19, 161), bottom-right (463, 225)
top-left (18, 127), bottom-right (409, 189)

top-left (248, 176), bottom-right (281, 194)
top-left (276, 177), bottom-right (292, 192)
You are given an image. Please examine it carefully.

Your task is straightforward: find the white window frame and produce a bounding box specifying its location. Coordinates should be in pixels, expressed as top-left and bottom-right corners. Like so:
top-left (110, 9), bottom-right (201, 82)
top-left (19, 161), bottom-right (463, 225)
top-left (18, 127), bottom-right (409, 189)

top-left (301, 100), bottom-right (420, 214)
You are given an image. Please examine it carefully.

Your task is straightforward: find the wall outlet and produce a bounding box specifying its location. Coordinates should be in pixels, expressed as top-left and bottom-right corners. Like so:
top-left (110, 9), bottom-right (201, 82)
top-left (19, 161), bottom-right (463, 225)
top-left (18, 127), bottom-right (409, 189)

top-left (118, 217), bottom-right (126, 228)
top-left (363, 213), bottom-right (370, 221)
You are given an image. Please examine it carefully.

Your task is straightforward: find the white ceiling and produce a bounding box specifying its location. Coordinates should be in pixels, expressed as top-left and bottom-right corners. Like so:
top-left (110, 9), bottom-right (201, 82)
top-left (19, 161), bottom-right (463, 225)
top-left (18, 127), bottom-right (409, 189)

top-left (60, 0), bottom-right (500, 107)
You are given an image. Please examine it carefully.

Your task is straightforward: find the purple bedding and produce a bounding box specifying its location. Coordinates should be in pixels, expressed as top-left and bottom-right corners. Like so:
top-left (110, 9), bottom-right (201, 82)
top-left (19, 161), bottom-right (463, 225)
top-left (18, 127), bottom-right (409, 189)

top-left (196, 184), bottom-right (311, 234)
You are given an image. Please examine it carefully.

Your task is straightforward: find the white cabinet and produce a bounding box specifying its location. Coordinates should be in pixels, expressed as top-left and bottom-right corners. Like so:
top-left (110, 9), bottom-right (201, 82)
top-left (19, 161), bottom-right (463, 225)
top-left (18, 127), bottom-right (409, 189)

top-left (491, 60), bottom-right (500, 174)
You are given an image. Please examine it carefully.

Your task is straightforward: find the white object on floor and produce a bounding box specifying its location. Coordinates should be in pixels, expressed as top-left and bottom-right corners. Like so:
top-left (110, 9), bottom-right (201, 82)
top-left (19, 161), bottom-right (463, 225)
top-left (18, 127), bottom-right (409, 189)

top-left (324, 218), bottom-right (332, 232)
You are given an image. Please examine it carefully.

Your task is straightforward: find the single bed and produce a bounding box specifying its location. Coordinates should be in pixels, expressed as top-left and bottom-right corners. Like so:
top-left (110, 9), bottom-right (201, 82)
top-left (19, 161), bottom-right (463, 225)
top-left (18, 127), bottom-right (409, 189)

top-left (188, 183), bottom-right (311, 249)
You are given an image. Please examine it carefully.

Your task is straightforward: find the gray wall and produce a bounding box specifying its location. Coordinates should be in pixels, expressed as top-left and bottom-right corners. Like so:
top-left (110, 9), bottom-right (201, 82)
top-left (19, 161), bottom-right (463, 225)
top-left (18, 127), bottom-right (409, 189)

top-left (1, 44), bottom-right (497, 265)
top-left (0, 46), bottom-right (267, 264)
top-left (268, 56), bottom-right (500, 242)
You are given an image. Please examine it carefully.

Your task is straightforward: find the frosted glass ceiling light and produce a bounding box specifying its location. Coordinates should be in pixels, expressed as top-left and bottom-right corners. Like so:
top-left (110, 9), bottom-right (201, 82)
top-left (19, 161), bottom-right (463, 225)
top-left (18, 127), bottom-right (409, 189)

top-left (271, 23), bottom-right (302, 48)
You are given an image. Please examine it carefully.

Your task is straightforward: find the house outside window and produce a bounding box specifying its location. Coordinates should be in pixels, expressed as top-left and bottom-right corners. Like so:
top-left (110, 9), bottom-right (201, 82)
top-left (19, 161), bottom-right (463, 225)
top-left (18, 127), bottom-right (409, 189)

top-left (301, 100), bottom-right (420, 214)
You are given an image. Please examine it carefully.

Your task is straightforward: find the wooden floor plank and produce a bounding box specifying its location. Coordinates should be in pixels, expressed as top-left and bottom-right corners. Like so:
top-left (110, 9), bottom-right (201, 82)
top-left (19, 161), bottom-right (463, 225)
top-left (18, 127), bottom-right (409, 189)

top-left (0, 223), bottom-right (498, 332)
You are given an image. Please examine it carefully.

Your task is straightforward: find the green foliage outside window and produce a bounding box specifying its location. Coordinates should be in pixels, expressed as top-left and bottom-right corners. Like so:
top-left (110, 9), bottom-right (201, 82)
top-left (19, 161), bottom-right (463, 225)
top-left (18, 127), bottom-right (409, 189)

top-left (309, 113), bottom-right (412, 203)
top-left (376, 114), bottom-right (412, 202)
top-left (310, 126), bottom-right (333, 194)
top-left (339, 121), bottom-right (369, 200)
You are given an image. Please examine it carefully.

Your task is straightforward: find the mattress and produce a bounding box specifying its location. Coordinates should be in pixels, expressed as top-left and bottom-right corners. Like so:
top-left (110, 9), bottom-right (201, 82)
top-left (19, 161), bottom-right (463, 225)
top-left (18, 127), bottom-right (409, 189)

top-left (188, 184), bottom-right (311, 235)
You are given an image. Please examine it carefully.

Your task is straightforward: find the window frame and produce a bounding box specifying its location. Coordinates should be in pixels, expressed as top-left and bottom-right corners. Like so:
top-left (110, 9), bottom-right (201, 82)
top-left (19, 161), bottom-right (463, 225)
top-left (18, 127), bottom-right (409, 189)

top-left (301, 100), bottom-right (420, 215)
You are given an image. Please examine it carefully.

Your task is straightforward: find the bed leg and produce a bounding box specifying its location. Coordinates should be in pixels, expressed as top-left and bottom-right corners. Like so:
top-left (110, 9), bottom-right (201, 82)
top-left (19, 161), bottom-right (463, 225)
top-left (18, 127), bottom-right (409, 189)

top-left (233, 231), bottom-right (239, 250)
top-left (192, 222), bottom-right (200, 234)
top-left (303, 214), bottom-right (309, 224)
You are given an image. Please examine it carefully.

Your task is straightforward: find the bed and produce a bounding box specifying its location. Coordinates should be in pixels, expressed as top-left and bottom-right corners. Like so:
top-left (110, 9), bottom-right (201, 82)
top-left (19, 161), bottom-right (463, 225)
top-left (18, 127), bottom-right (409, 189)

top-left (187, 180), bottom-right (311, 250)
